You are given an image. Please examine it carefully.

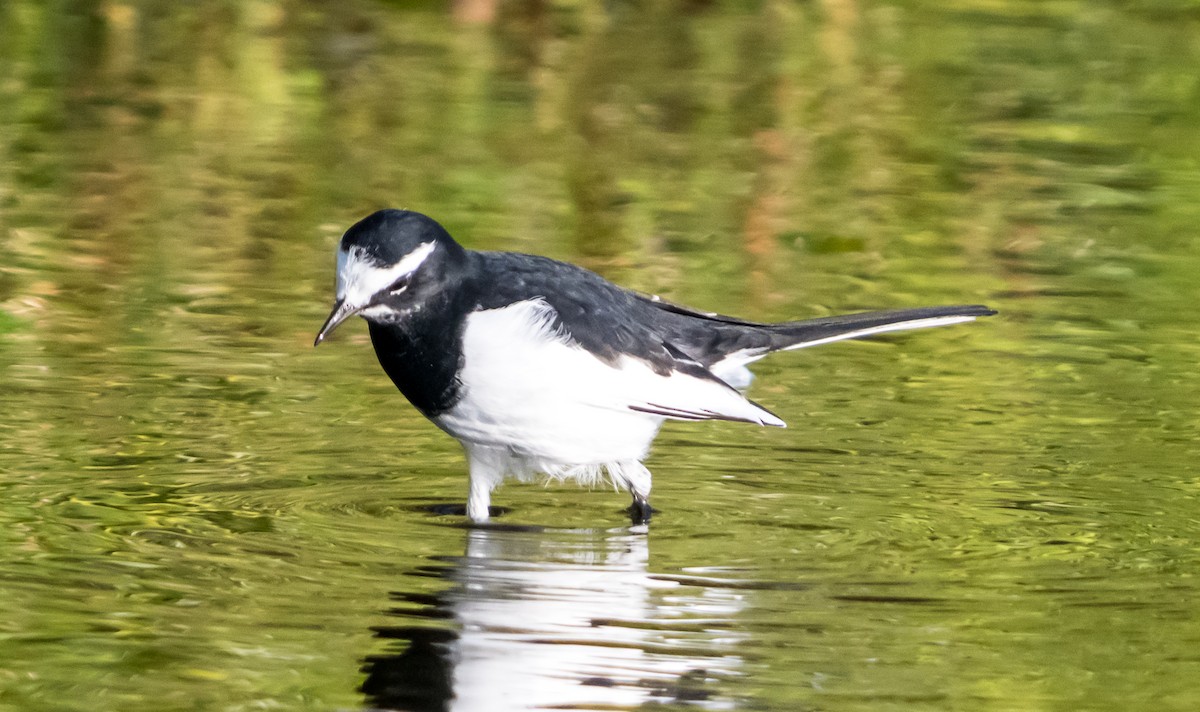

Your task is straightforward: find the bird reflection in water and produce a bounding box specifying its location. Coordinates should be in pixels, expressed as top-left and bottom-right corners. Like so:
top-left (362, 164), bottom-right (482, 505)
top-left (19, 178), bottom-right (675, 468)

top-left (362, 525), bottom-right (743, 711)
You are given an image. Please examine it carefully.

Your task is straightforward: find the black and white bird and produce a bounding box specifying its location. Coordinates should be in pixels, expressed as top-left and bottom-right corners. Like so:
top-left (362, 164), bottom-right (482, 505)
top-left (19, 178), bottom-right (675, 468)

top-left (315, 209), bottom-right (994, 524)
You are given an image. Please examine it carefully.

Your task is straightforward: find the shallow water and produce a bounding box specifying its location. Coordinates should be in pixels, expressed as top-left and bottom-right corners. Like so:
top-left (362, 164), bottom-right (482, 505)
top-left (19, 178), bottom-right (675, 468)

top-left (3, 1), bottom-right (1200, 710)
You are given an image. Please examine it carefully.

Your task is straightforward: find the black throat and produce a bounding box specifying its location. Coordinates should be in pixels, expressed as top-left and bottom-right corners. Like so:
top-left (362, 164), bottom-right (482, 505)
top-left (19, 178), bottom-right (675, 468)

top-left (367, 304), bottom-right (467, 417)
top-left (365, 257), bottom-right (477, 418)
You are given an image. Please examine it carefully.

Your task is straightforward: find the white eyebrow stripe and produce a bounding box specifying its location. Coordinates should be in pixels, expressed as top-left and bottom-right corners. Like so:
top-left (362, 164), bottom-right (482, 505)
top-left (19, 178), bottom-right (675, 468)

top-left (337, 241), bottom-right (437, 306)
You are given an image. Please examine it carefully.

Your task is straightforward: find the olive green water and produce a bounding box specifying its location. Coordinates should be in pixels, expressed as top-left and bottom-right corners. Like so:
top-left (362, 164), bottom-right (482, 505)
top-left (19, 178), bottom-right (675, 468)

top-left (3, 1), bottom-right (1200, 710)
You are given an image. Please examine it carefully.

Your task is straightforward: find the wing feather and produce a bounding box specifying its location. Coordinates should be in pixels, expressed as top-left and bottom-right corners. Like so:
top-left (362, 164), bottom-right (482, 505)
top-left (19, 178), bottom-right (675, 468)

top-left (464, 299), bottom-right (785, 428)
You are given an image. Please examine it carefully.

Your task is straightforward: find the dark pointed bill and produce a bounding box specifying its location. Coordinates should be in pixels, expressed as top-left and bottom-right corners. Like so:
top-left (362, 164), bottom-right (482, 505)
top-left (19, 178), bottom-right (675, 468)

top-left (314, 299), bottom-right (359, 347)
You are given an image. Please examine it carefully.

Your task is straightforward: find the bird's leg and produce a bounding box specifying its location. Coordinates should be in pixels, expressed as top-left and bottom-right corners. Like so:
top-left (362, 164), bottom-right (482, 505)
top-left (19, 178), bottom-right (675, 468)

top-left (629, 495), bottom-right (653, 526)
top-left (620, 461), bottom-right (654, 526)
top-left (467, 477), bottom-right (492, 523)
top-left (465, 446), bottom-right (502, 523)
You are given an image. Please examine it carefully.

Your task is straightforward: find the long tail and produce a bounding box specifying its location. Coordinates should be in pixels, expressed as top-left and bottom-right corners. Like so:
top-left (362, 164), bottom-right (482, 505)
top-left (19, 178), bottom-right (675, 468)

top-left (699, 304), bottom-right (994, 387)
top-left (643, 295), bottom-right (995, 382)
top-left (767, 304), bottom-right (996, 352)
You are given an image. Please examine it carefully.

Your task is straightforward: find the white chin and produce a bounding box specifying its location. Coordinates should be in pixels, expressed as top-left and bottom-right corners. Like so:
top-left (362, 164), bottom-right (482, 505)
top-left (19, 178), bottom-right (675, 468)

top-left (359, 304), bottom-right (409, 322)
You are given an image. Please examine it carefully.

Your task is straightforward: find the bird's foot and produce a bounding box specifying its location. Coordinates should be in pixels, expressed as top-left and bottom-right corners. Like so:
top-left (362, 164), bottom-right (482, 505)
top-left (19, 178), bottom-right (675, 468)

top-left (627, 499), bottom-right (655, 526)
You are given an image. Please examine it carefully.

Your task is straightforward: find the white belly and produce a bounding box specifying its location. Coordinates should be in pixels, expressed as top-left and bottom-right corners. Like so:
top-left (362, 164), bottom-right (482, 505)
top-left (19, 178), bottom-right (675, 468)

top-left (434, 333), bottom-right (666, 466)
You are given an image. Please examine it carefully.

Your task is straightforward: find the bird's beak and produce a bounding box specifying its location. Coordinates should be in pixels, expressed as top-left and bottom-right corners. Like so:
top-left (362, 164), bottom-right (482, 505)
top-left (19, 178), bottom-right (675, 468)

top-left (314, 298), bottom-right (359, 347)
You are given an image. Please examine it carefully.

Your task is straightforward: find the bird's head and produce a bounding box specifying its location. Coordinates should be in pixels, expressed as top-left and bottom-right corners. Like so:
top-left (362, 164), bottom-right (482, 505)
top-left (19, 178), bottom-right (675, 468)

top-left (314, 210), bottom-right (467, 346)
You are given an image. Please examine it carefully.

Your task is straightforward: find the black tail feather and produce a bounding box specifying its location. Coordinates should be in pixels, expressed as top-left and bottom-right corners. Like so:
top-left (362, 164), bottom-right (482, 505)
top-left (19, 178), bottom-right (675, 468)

top-left (643, 294), bottom-right (994, 366)
top-left (769, 304), bottom-right (996, 349)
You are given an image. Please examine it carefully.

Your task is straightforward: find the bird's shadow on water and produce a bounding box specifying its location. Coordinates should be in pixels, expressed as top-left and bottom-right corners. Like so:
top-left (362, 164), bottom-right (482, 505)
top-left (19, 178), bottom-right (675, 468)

top-left (413, 502), bottom-right (657, 527)
top-left (359, 521), bottom-right (745, 712)
top-left (413, 503), bottom-right (514, 519)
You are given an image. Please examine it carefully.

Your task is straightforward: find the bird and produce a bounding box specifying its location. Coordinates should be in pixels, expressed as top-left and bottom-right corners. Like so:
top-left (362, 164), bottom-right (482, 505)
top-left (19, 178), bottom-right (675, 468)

top-left (314, 209), bottom-right (994, 525)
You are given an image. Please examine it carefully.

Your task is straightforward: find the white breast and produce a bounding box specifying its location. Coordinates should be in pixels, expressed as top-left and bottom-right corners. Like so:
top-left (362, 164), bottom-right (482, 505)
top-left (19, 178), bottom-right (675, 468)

top-left (436, 300), bottom-right (662, 465)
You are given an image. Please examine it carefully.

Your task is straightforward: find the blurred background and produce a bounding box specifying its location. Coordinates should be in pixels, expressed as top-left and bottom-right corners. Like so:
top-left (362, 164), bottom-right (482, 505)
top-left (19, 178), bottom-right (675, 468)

top-left (2, 1), bottom-right (1200, 710)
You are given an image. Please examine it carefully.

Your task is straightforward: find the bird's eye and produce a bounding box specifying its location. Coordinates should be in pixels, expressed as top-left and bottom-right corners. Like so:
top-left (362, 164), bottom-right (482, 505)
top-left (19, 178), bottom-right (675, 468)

top-left (387, 276), bottom-right (409, 294)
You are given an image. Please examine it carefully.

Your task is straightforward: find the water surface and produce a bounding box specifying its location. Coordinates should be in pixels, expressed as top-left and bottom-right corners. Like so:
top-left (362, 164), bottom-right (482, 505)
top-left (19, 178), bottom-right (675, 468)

top-left (3, 1), bottom-right (1200, 710)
